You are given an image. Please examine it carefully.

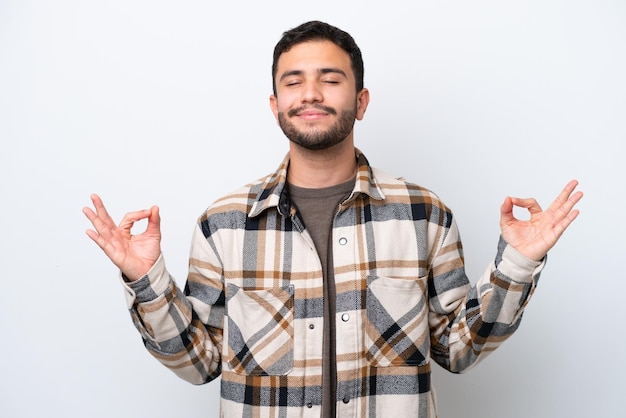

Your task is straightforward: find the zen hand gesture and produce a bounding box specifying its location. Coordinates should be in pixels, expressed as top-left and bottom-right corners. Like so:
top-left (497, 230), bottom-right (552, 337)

top-left (500, 180), bottom-right (583, 261)
top-left (83, 194), bottom-right (162, 281)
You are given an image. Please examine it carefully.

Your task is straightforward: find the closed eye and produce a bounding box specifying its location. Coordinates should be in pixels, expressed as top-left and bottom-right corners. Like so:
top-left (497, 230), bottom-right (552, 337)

top-left (284, 79), bottom-right (302, 87)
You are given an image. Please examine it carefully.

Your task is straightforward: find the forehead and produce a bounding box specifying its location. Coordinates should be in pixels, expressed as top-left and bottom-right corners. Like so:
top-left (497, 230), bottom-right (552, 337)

top-left (276, 40), bottom-right (353, 77)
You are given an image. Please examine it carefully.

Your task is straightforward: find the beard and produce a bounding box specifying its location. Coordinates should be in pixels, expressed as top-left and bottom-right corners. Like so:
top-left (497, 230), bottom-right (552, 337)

top-left (277, 103), bottom-right (357, 151)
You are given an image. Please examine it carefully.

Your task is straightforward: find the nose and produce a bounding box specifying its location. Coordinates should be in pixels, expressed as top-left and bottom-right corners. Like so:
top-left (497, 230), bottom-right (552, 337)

top-left (301, 81), bottom-right (323, 104)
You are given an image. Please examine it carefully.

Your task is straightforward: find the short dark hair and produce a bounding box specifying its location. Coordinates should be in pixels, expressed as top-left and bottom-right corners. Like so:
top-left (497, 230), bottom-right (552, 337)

top-left (271, 21), bottom-right (364, 96)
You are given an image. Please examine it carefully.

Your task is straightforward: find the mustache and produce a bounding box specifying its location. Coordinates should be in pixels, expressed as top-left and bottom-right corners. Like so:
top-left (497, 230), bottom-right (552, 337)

top-left (287, 104), bottom-right (337, 117)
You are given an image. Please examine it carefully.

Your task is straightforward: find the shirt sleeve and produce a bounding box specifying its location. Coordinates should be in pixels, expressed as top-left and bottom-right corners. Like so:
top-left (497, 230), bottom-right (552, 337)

top-left (121, 221), bottom-right (224, 384)
top-left (428, 215), bottom-right (544, 373)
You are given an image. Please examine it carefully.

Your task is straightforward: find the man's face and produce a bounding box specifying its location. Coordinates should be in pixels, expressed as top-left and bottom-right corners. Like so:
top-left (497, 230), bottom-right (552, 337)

top-left (270, 40), bottom-right (369, 151)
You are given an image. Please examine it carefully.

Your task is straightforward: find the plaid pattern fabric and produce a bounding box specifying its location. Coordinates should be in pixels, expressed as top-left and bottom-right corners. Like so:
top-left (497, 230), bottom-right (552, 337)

top-left (123, 150), bottom-right (544, 417)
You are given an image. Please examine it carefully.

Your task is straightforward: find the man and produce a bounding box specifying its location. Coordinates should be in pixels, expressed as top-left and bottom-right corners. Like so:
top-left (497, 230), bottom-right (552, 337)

top-left (83, 21), bottom-right (582, 417)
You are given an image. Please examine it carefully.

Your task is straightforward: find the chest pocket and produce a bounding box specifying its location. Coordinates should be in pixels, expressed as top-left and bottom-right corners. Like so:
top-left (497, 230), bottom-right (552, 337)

top-left (364, 275), bottom-right (430, 367)
top-left (225, 284), bottom-right (294, 376)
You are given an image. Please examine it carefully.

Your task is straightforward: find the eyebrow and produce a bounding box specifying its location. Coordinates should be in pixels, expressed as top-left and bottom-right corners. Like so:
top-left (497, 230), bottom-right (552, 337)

top-left (279, 67), bottom-right (348, 82)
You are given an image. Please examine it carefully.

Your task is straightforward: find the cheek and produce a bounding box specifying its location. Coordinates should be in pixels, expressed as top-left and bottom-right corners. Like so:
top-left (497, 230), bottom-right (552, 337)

top-left (328, 89), bottom-right (358, 109)
top-left (274, 91), bottom-right (299, 112)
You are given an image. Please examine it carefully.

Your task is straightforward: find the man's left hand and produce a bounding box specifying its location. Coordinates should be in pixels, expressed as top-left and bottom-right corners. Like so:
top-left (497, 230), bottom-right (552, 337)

top-left (500, 180), bottom-right (583, 261)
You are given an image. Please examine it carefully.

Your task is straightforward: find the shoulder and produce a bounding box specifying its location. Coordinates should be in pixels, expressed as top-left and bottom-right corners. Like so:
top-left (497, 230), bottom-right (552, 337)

top-left (198, 174), bottom-right (272, 221)
top-left (371, 167), bottom-right (447, 207)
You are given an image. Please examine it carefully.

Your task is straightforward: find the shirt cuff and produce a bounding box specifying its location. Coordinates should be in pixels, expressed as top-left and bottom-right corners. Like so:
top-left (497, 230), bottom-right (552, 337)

top-left (495, 237), bottom-right (546, 284)
top-left (119, 254), bottom-right (170, 309)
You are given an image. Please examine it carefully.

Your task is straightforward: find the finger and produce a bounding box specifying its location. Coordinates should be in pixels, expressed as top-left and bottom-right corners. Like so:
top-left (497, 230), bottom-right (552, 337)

top-left (82, 206), bottom-right (97, 224)
top-left (552, 208), bottom-right (581, 238)
top-left (83, 208), bottom-right (121, 255)
top-left (548, 181), bottom-right (583, 220)
top-left (84, 227), bottom-right (108, 251)
top-left (90, 194), bottom-right (117, 229)
top-left (547, 180), bottom-right (580, 211)
top-left (562, 179), bottom-right (579, 195)
top-left (500, 196), bottom-right (515, 223)
top-left (82, 205), bottom-right (114, 238)
top-left (118, 208), bottom-right (153, 230)
top-left (84, 227), bottom-right (100, 244)
top-left (84, 221), bottom-right (120, 259)
top-left (145, 205), bottom-right (161, 234)
top-left (510, 197), bottom-right (543, 215)
top-left (555, 192), bottom-right (583, 226)
top-left (564, 188), bottom-right (583, 210)
top-left (562, 208), bottom-right (581, 228)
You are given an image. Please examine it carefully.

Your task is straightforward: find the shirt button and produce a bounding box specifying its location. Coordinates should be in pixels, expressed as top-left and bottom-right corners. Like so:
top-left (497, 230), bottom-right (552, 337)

top-left (309, 324), bottom-right (315, 330)
top-left (341, 313), bottom-right (350, 322)
top-left (342, 396), bottom-right (350, 404)
top-left (306, 402), bottom-right (313, 408)
top-left (338, 237), bottom-right (348, 245)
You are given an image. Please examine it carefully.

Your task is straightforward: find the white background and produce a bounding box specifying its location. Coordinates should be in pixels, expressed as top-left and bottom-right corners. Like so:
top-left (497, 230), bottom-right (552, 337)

top-left (1, 1), bottom-right (624, 417)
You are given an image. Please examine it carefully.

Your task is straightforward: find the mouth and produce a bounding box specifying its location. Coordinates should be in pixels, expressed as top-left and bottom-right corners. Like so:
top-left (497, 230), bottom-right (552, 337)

top-left (297, 110), bottom-right (329, 121)
top-left (288, 104), bottom-right (337, 119)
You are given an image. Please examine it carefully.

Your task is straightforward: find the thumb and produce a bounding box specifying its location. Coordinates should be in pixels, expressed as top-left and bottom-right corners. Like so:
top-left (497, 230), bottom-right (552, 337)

top-left (500, 196), bottom-right (514, 223)
top-left (146, 205), bottom-right (161, 234)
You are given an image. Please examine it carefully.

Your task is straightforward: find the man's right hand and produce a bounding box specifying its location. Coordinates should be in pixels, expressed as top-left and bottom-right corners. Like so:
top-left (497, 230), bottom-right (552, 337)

top-left (83, 194), bottom-right (162, 281)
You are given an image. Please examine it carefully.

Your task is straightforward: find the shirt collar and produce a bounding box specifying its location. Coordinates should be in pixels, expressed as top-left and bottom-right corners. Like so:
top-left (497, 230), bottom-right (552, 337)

top-left (249, 148), bottom-right (385, 218)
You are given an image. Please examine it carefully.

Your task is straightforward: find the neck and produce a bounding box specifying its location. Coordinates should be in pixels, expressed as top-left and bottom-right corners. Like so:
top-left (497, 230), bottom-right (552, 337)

top-left (287, 137), bottom-right (357, 188)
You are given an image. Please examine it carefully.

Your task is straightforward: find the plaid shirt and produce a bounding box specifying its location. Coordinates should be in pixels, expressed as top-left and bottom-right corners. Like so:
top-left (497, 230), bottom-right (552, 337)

top-left (123, 150), bottom-right (544, 417)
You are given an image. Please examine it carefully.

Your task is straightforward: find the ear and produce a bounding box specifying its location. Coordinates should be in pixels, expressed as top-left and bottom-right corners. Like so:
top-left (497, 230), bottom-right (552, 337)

top-left (269, 94), bottom-right (279, 122)
top-left (355, 88), bottom-right (370, 121)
